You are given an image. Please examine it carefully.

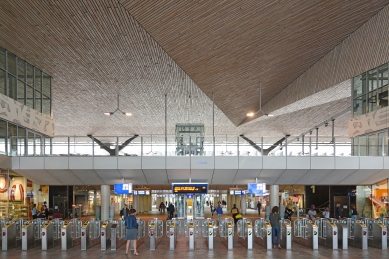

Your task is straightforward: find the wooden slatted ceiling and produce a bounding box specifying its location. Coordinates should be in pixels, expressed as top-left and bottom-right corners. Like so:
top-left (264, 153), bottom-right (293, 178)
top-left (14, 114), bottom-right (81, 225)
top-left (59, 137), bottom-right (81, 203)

top-left (0, 0), bottom-right (384, 138)
top-left (119, 0), bottom-right (389, 126)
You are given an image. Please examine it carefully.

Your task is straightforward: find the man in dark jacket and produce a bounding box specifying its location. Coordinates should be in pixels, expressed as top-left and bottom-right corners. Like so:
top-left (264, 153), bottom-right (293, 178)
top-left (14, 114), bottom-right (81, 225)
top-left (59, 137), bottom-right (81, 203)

top-left (335, 202), bottom-right (343, 219)
top-left (168, 203), bottom-right (175, 219)
top-left (120, 204), bottom-right (130, 219)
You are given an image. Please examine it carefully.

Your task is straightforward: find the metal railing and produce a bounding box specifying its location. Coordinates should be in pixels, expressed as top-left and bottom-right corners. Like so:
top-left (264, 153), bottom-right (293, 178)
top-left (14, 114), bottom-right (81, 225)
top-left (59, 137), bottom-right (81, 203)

top-left (2, 135), bottom-right (389, 157)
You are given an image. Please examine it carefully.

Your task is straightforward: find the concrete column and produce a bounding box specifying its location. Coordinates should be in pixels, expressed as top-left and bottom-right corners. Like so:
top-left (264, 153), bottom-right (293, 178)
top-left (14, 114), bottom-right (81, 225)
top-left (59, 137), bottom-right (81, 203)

top-left (101, 185), bottom-right (110, 221)
top-left (133, 195), bottom-right (139, 212)
top-left (270, 185), bottom-right (279, 209)
top-left (240, 194), bottom-right (247, 215)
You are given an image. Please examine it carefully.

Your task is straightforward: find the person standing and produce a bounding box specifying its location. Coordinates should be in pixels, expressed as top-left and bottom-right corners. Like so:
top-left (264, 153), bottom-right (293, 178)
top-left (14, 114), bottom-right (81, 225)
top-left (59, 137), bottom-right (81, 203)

top-left (168, 202), bottom-right (175, 219)
top-left (350, 204), bottom-right (358, 219)
top-left (210, 203), bottom-right (214, 217)
top-left (308, 204), bottom-right (317, 221)
top-left (121, 204), bottom-right (130, 219)
top-left (322, 206), bottom-right (330, 219)
top-left (335, 202), bottom-right (343, 219)
top-left (32, 204), bottom-right (37, 219)
top-left (256, 201), bottom-right (261, 215)
top-left (216, 204), bottom-right (223, 222)
top-left (125, 208), bottom-right (140, 256)
top-left (269, 206), bottom-right (281, 249)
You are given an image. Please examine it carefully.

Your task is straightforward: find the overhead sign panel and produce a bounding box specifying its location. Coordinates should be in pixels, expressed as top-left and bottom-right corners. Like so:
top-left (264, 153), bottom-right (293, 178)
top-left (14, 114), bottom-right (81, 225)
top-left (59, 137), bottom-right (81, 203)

top-left (114, 183), bottom-right (133, 194)
top-left (172, 183), bottom-right (208, 194)
top-left (247, 183), bottom-right (266, 195)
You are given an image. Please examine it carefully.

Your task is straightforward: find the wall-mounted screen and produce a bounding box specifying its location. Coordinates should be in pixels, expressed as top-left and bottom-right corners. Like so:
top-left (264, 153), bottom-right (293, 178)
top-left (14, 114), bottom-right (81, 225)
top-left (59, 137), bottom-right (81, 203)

top-left (247, 183), bottom-right (266, 195)
top-left (114, 183), bottom-right (132, 194)
top-left (172, 183), bottom-right (208, 194)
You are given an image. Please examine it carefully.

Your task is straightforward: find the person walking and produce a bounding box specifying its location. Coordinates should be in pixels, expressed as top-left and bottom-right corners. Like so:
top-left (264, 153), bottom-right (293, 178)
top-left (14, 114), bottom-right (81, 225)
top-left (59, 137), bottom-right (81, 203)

top-left (32, 204), bottom-right (37, 219)
top-left (269, 206), bottom-right (281, 249)
top-left (308, 204), bottom-right (317, 221)
top-left (210, 203), bottom-right (214, 217)
top-left (256, 201), bottom-right (261, 215)
top-left (125, 208), bottom-right (140, 256)
top-left (120, 204), bottom-right (130, 219)
top-left (216, 204), bottom-right (223, 222)
top-left (231, 204), bottom-right (240, 225)
top-left (335, 202), bottom-right (343, 219)
top-left (168, 202), bottom-right (175, 219)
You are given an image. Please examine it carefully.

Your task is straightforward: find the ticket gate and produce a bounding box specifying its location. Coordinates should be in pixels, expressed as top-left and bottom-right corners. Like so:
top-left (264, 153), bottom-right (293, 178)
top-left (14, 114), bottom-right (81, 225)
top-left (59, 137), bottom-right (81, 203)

top-left (184, 219), bottom-right (200, 250)
top-left (148, 218), bottom-right (163, 250)
top-left (346, 219), bottom-right (368, 249)
top-left (237, 218), bottom-right (253, 249)
top-left (201, 219), bottom-right (216, 250)
top-left (80, 219), bottom-right (101, 250)
top-left (361, 218), bottom-right (387, 250)
top-left (100, 220), bottom-right (111, 250)
top-left (61, 219), bottom-right (82, 250)
top-left (281, 219), bottom-right (292, 249)
top-left (130, 219), bottom-right (145, 251)
top-left (111, 219), bottom-right (127, 250)
top-left (42, 219), bottom-right (63, 250)
top-left (254, 218), bottom-right (272, 249)
top-left (21, 220), bottom-right (34, 250)
top-left (293, 218), bottom-right (318, 249)
top-left (166, 219), bottom-right (181, 250)
top-left (315, 218), bottom-right (338, 249)
top-left (2, 218), bottom-right (29, 250)
top-left (332, 219), bottom-right (348, 249)
top-left (219, 218), bottom-right (234, 250)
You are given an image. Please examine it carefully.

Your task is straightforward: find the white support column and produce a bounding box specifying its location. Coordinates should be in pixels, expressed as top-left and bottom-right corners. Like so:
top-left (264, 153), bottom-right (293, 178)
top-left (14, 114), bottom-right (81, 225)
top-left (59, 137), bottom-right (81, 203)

top-left (240, 194), bottom-right (247, 215)
top-left (101, 185), bottom-right (110, 221)
top-left (270, 185), bottom-right (279, 209)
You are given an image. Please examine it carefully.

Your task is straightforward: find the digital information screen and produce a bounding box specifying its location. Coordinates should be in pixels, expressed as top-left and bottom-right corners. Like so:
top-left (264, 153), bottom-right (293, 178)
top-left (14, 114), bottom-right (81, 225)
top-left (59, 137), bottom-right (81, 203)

top-left (247, 183), bottom-right (266, 195)
top-left (133, 190), bottom-right (150, 196)
top-left (172, 183), bottom-right (208, 194)
top-left (114, 183), bottom-right (132, 195)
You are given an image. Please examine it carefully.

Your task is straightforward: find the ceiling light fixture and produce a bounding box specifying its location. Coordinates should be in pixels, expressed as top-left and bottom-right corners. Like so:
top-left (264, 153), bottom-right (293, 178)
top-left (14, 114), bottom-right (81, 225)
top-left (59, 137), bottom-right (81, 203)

top-left (247, 81), bottom-right (274, 117)
top-left (104, 94), bottom-right (132, 116)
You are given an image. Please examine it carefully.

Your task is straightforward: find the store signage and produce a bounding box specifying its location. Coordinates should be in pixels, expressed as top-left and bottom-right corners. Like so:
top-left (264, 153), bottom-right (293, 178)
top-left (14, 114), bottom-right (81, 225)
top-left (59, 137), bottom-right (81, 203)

top-left (172, 183), bottom-right (208, 194)
top-left (247, 183), bottom-right (266, 195)
top-left (113, 183), bottom-right (132, 194)
top-left (133, 190), bottom-right (150, 196)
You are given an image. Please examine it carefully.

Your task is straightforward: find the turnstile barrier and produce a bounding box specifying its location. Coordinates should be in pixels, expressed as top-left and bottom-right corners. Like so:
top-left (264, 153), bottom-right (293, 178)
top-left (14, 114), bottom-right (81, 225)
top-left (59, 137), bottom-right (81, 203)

top-left (148, 218), bottom-right (163, 250)
top-left (332, 219), bottom-right (348, 249)
top-left (100, 221), bottom-right (111, 250)
top-left (347, 219), bottom-right (368, 249)
top-left (237, 218), bottom-right (253, 249)
top-left (316, 218), bottom-right (338, 249)
top-left (2, 220), bottom-right (18, 250)
top-left (202, 219), bottom-right (216, 250)
top-left (166, 219), bottom-right (181, 250)
top-left (293, 218), bottom-right (318, 249)
top-left (42, 219), bottom-right (63, 250)
top-left (110, 219), bottom-right (126, 250)
top-left (361, 218), bottom-right (387, 250)
top-left (254, 218), bottom-right (272, 249)
top-left (81, 219), bottom-right (101, 250)
top-left (219, 218), bottom-right (234, 250)
top-left (281, 219), bottom-right (292, 249)
top-left (184, 220), bottom-right (199, 250)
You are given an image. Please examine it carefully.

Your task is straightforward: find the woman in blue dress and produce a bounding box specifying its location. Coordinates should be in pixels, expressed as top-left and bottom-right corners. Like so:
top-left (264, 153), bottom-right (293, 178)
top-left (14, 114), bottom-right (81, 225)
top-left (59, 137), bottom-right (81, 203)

top-left (125, 208), bottom-right (140, 255)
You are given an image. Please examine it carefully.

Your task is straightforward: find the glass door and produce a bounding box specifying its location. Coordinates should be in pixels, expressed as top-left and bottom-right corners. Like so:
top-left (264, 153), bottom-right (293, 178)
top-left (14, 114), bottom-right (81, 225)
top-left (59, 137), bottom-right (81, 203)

top-left (175, 194), bottom-right (187, 219)
top-left (194, 194), bottom-right (205, 219)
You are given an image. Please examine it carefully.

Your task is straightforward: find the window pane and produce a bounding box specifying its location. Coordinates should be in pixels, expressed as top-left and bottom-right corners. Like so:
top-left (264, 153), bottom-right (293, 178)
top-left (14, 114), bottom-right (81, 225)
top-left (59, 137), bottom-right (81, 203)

top-left (368, 68), bottom-right (378, 92)
top-left (0, 69), bottom-right (5, 95)
top-left (8, 123), bottom-right (17, 156)
top-left (17, 80), bottom-right (25, 104)
top-left (353, 95), bottom-right (367, 117)
top-left (17, 126), bottom-right (26, 156)
top-left (35, 90), bottom-right (42, 112)
top-left (27, 63), bottom-right (34, 86)
top-left (0, 120), bottom-right (6, 155)
top-left (35, 68), bottom-right (42, 92)
top-left (8, 75), bottom-right (17, 100)
top-left (42, 94), bottom-right (51, 116)
top-left (42, 72), bottom-right (50, 97)
top-left (18, 59), bottom-right (25, 81)
top-left (378, 85), bottom-right (388, 108)
top-left (353, 73), bottom-right (366, 97)
top-left (7, 52), bottom-right (16, 76)
top-left (26, 85), bottom-right (34, 108)
top-left (0, 47), bottom-right (5, 70)
top-left (367, 90), bottom-right (378, 113)
top-left (28, 131), bottom-right (34, 156)
top-left (378, 63), bottom-right (388, 88)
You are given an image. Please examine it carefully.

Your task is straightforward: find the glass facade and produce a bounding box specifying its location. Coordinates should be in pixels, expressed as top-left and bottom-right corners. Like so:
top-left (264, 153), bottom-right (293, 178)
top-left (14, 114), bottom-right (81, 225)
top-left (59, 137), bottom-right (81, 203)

top-left (0, 118), bottom-right (48, 156)
top-left (353, 63), bottom-right (389, 117)
top-left (0, 46), bottom-right (52, 116)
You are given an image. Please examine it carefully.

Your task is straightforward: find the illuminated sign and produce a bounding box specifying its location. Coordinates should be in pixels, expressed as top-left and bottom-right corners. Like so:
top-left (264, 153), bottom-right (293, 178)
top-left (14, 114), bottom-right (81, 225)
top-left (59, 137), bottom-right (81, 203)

top-left (247, 183), bottom-right (266, 195)
top-left (113, 183), bottom-right (132, 194)
top-left (172, 183), bottom-right (208, 194)
top-left (133, 190), bottom-right (150, 195)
